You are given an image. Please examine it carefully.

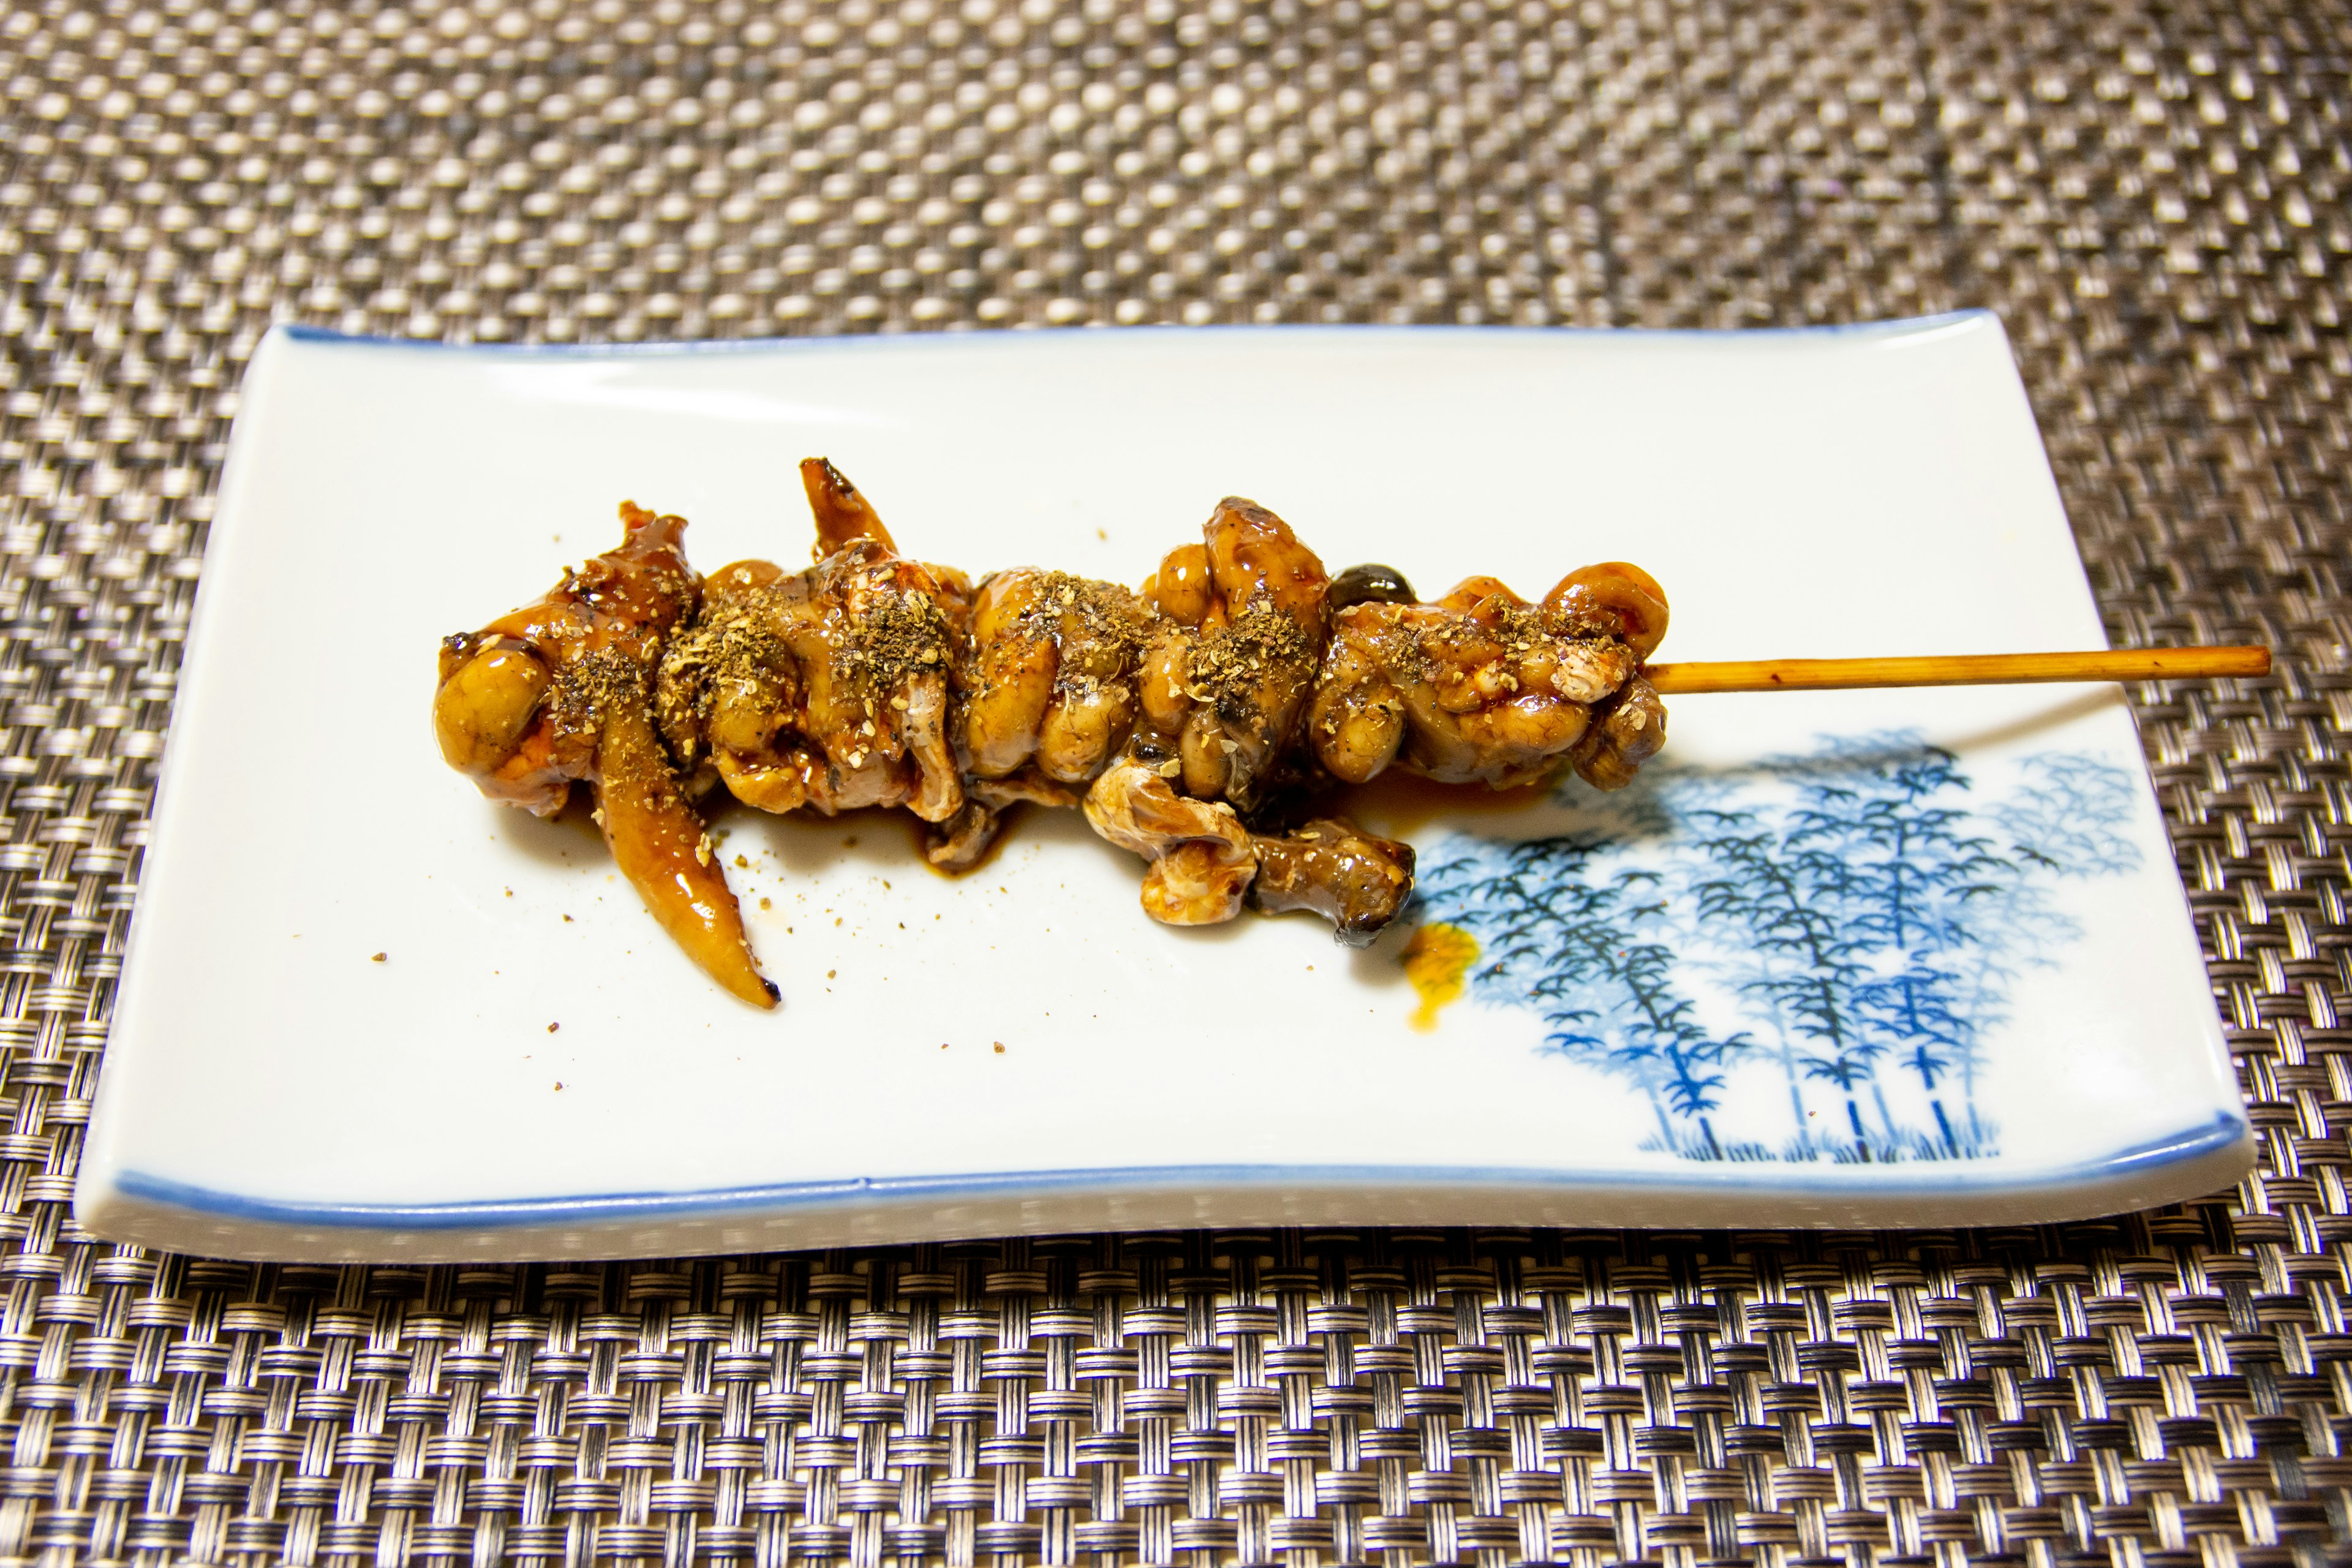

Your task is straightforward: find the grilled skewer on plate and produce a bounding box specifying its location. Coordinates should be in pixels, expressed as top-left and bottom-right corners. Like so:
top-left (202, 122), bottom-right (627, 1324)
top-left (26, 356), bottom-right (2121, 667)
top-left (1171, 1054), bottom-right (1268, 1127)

top-left (432, 459), bottom-right (2267, 1007)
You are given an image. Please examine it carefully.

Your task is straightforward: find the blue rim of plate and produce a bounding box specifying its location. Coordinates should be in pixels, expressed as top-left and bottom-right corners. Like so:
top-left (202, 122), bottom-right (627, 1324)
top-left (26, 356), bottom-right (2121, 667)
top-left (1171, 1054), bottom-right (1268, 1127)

top-left (113, 1111), bottom-right (2247, 1231)
top-left (273, 311), bottom-right (2000, 356)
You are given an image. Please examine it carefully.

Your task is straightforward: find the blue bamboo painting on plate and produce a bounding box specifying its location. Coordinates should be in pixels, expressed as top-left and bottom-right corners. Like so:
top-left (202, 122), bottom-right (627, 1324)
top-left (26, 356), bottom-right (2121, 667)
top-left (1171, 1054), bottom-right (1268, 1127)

top-left (1412, 733), bottom-right (2142, 1164)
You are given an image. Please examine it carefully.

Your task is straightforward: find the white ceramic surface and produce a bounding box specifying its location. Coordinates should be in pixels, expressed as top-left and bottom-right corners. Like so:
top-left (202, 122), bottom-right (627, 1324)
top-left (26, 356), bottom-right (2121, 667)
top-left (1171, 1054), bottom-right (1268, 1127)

top-left (75, 315), bottom-right (2251, 1262)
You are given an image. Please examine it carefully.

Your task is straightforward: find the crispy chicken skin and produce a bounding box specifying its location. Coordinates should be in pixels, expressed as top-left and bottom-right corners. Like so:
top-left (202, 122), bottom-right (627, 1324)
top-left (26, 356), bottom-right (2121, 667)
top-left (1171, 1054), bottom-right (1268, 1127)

top-left (436, 461), bottom-right (1670, 997)
top-left (433, 503), bottom-right (777, 1009)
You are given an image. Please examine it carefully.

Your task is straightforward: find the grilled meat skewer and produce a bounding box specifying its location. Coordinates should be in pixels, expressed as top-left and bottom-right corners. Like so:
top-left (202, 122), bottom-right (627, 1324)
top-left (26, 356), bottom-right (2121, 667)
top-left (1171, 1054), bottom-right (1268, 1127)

top-left (433, 460), bottom-right (1667, 1005)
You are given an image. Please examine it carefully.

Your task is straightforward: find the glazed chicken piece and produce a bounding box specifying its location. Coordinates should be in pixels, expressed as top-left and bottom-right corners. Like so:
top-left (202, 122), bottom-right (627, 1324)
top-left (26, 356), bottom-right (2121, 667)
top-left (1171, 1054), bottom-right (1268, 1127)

top-left (1307, 560), bottom-right (1669, 791)
top-left (1251, 817), bottom-right (1420, 934)
top-left (1080, 755), bottom-right (1259, 926)
top-left (655, 461), bottom-right (966, 828)
top-left (1568, 674), bottom-right (1668, 790)
top-left (1081, 758), bottom-right (1415, 940)
top-left (962, 569), bottom-right (1151, 782)
top-left (433, 503), bottom-right (777, 1009)
top-left (1133, 497), bottom-right (1332, 812)
top-left (1547, 561), bottom-right (1671, 789)
top-left (935, 565), bottom-right (1150, 869)
top-left (435, 461), bottom-right (1673, 998)
top-left (1082, 496), bottom-right (1415, 937)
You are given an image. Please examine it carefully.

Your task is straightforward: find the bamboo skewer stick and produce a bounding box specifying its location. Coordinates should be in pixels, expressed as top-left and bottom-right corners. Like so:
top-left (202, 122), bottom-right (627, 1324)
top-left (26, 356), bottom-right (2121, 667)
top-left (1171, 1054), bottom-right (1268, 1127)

top-left (1644, 646), bottom-right (2271, 695)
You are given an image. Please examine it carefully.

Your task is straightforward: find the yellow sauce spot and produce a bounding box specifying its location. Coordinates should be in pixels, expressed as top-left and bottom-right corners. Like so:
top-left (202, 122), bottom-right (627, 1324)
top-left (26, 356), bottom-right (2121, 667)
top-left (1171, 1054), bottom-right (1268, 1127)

top-left (1401, 923), bottom-right (1479, 1031)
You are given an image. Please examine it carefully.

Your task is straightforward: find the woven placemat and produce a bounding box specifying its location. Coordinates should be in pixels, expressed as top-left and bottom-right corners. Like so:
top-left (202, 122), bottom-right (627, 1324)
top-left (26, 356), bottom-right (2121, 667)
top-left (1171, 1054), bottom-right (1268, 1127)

top-left (4, 0), bottom-right (2349, 1562)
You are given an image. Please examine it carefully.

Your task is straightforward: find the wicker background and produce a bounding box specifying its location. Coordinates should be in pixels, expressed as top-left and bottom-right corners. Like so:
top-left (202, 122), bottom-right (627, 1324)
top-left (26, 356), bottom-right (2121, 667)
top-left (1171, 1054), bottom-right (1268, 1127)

top-left (3, 0), bottom-right (2350, 1562)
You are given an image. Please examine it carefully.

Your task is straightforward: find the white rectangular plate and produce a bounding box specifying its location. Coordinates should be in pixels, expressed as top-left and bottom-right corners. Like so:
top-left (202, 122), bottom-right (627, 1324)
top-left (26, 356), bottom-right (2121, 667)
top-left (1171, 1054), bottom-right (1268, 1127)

top-left (77, 315), bottom-right (2251, 1261)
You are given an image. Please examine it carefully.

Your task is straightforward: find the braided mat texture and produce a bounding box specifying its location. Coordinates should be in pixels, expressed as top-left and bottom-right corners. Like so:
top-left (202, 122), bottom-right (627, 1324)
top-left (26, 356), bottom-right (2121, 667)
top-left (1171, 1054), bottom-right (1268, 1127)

top-left (4, 0), bottom-right (2351, 1562)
